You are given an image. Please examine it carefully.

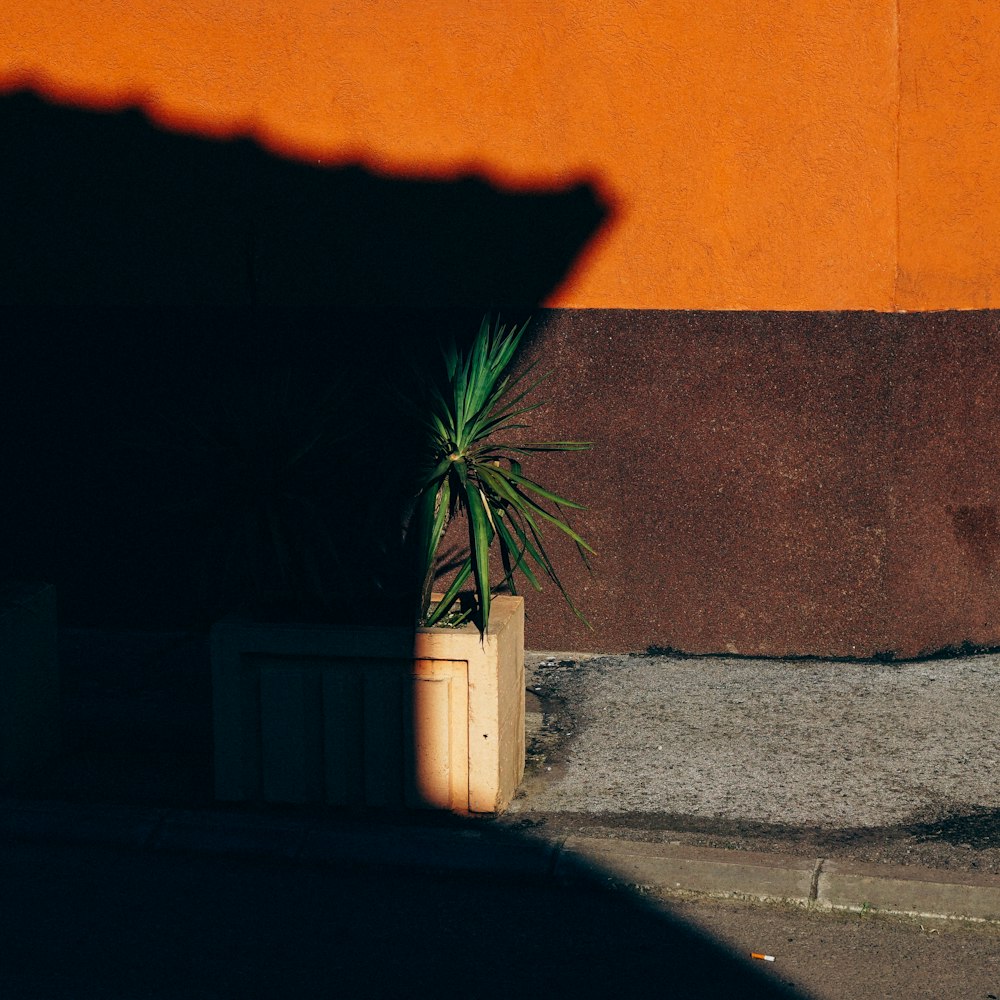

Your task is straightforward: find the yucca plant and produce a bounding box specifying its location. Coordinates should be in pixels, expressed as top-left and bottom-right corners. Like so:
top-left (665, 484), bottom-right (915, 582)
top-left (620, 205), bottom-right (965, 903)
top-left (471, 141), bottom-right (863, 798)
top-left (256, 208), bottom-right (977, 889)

top-left (403, 315), bottom-right (594, 634)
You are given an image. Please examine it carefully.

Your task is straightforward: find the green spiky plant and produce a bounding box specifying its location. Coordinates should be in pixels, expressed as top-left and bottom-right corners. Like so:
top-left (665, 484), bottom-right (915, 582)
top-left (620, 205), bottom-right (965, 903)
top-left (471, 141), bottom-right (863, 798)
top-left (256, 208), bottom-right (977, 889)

top-left (403, 315), bottom-right (594, 635)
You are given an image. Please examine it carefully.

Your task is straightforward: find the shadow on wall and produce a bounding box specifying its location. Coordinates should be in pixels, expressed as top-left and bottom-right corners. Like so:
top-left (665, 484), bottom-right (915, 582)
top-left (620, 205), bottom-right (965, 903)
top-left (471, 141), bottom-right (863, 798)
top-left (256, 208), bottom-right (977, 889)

top-left (0, 90), bottom-right (608, 308)
top-left (0, 89), bottom-right (609, 627)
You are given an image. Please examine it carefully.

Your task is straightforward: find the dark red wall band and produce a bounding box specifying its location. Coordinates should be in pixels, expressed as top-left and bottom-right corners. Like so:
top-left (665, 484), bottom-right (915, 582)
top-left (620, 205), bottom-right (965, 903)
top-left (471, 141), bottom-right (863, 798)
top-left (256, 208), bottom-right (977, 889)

top-left (505, 310), bottom-right (1000, 658)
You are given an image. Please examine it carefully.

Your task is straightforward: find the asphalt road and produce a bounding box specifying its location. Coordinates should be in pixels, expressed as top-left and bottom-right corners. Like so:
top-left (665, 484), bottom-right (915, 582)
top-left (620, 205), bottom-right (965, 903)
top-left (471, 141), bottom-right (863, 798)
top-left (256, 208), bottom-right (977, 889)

top-left (671, 894), bottom-right (1000, 1000)
top-left (1, 839), bottom-right (798, 1000)
top-left (2, 840), bottom-right (997, 1000)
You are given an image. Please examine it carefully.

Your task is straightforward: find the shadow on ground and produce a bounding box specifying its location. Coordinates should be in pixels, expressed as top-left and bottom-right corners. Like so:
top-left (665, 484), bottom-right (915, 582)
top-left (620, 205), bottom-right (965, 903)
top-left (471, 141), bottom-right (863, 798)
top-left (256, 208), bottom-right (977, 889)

top-left (0, 840), bottom-right (806, 999)
top-left (0, 629), bottom-right (808, 999)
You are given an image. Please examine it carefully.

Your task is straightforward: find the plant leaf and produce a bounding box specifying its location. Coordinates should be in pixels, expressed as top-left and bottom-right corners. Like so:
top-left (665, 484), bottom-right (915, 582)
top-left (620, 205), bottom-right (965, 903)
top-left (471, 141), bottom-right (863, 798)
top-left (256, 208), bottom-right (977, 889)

top-left (424, 558), bottom-right (473, 625)
top-left (456, 460), bottom-right (494, 633)
top-left (487, 465), bottom-right (589, 512)
top-left (402, 313), bottom-right (592, 634)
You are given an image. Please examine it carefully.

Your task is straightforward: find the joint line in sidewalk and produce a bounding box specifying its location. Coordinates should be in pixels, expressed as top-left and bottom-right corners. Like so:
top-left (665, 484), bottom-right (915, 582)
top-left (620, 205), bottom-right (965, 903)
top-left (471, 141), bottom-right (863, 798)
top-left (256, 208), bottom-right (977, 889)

top-left (809, 858), bottom-right (825, 902)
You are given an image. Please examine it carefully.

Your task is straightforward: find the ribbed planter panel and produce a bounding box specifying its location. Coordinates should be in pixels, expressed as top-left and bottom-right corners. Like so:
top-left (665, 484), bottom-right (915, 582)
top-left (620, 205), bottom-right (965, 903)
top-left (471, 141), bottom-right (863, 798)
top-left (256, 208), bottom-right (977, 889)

top-left (211, 596), bottom-right (524, 814)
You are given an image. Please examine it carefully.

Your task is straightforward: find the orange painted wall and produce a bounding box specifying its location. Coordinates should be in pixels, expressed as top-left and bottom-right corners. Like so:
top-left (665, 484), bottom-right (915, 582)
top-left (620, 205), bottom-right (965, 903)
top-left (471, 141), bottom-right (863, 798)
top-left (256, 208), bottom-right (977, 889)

top-left (896, 2), bottom-right (1000, 310)
top-left (1, 1), bottom-right (996, 310)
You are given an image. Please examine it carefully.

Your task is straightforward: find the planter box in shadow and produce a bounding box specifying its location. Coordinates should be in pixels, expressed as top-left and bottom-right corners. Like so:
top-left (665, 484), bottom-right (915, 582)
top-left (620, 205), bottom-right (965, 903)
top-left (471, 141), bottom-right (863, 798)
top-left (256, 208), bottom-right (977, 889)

top-left (211, 596), bottom-right (524, 814)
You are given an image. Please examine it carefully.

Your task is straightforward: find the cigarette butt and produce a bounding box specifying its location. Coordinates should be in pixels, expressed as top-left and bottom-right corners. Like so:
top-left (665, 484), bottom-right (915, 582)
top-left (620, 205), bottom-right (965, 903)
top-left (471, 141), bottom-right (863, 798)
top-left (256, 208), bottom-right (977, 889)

top-left (751, 953), bottom-right (776, 962)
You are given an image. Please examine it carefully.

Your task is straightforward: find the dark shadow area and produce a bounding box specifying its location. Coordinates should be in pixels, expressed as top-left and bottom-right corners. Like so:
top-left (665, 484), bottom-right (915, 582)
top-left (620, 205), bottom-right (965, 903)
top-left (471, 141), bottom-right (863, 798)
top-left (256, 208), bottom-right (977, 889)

top-left (0, 89), bottom-right (807, 996)
top-left (0, 840), bottom-right (808, 999)
top-left (0, 90), bottom-right (848, 1000)
top-left (0, 89), bottom-right (608, 627)
top-left (0, 90), bottom-right (607, 309)
top-left (529, 809), bottom-right (1000, 872)
top-left (0, 629), bottom-right (808, 1000)
top-left (909, 806), bottom-right (1000, 850)
top-left (644, 640), bottom-right (1000, 664)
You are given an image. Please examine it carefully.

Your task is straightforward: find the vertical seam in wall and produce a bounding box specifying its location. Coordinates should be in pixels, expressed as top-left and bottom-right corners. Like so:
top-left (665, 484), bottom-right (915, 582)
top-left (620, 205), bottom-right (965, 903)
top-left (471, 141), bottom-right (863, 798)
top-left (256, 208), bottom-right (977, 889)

top-left (887, 2), bottom-right (902, 650)
top-left (892, 0), bottom-right (901, 311)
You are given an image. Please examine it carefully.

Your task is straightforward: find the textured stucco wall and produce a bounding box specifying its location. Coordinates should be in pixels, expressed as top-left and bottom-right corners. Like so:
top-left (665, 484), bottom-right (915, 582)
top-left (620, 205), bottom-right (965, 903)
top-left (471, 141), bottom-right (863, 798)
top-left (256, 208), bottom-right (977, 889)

top-left (508, 311), bottom-right (1000, 657)
top-left (5, 0), bottom-right (995, 310)
top-left (5, 5), bottom-right (1000, 654)
top-left (896, 2), bottom-right (1000, 309)
top-left (7, 304), bottom-right (998, 657)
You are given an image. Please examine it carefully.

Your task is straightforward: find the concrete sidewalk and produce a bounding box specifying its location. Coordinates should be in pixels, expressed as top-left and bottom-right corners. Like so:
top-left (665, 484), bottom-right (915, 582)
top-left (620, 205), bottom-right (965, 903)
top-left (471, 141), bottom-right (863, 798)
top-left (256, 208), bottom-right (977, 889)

top-left (511, 650), bottom-right (1000, 921)
top-left (0, 629), bottom-right (998, 924)
top-left (3, 798), bottom-right (999, 925)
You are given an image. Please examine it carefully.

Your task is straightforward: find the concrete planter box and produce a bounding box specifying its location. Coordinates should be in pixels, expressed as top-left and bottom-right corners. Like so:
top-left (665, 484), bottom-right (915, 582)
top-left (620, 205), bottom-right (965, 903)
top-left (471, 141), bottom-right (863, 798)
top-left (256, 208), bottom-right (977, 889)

top-left (0, 582), bottom-right (59, 782)
top-left (211, 595), bottom-right (525, 814)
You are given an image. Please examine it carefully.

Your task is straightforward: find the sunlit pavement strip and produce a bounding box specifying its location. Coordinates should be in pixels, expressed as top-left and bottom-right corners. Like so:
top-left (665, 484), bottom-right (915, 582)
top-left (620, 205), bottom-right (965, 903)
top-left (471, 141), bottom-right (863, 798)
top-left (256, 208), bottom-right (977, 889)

top-left (514, 652), bottom-right (1000, 827)
top-left (559, 838), bottom-right (1000, 924)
